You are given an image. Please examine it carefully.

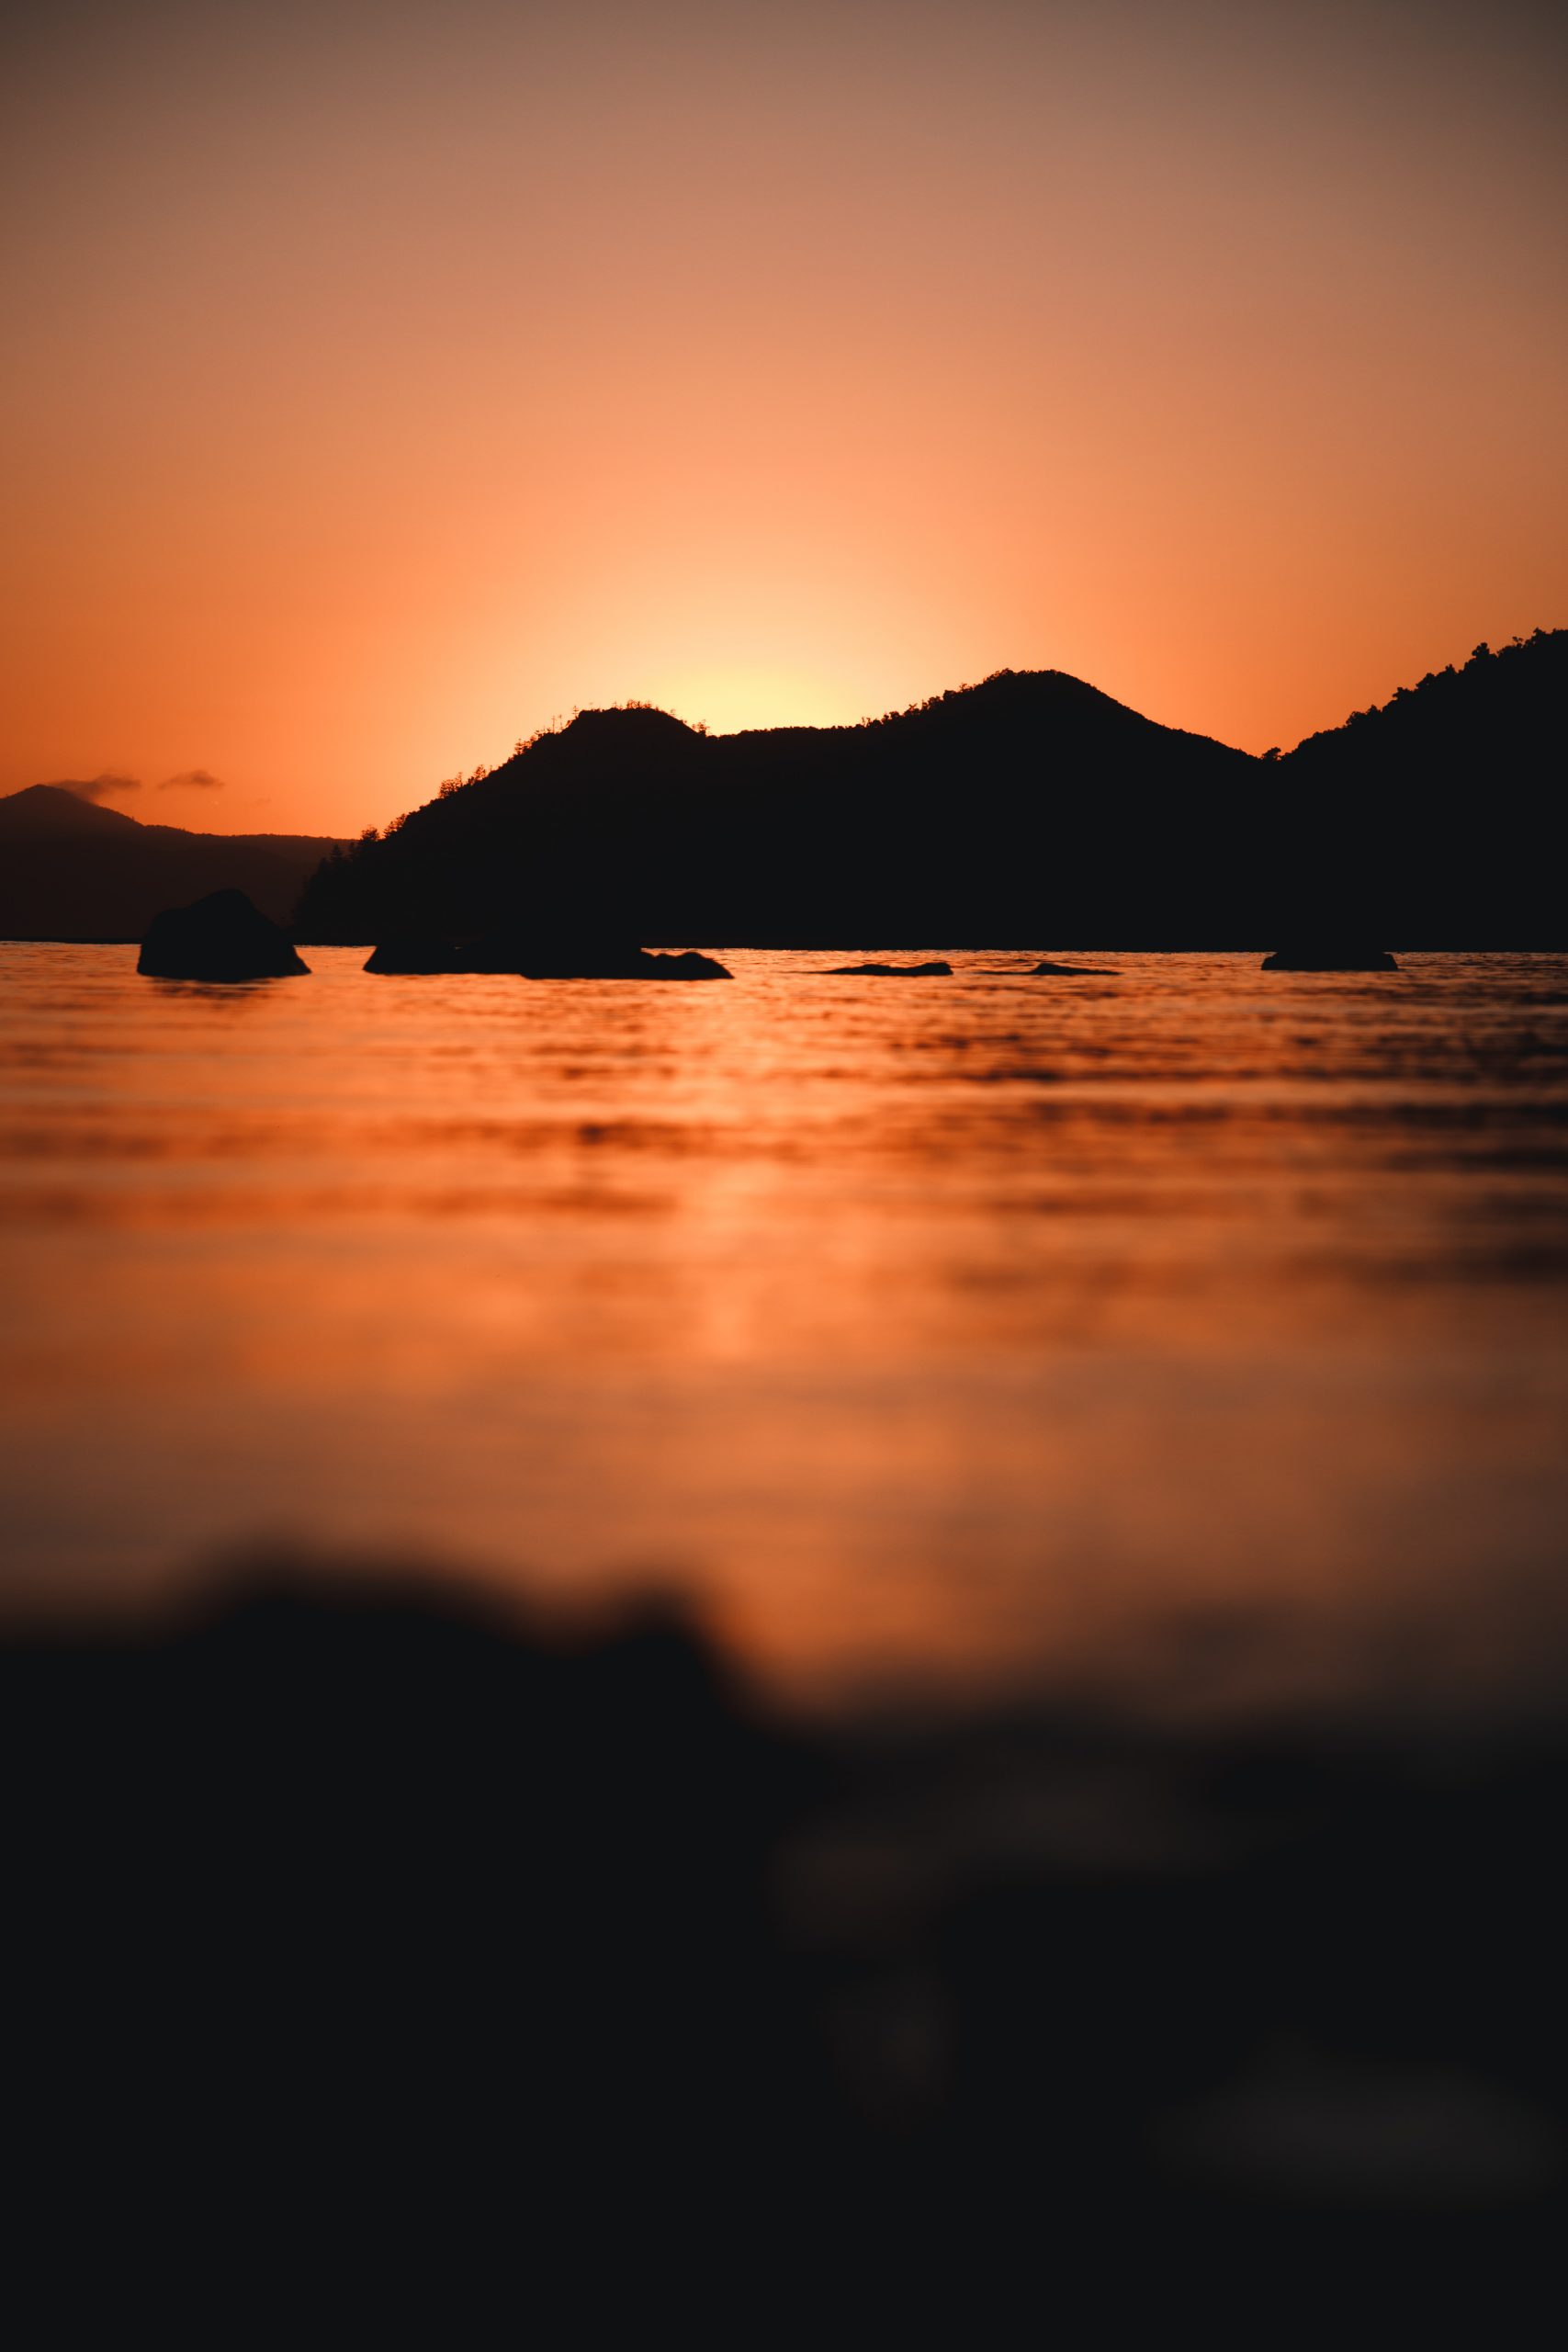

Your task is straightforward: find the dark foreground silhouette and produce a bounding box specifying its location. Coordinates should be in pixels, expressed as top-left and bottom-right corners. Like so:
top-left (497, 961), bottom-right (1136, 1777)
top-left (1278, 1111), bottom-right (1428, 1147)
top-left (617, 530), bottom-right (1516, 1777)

top-left (365, 936), bottom-right (731, 978)
top-left (294, 630), bottom-right (1566, 949)
top-left (4, 1570), bottom-right (1562, 2333)
top-left (138, 888), bottom-right (309, 980)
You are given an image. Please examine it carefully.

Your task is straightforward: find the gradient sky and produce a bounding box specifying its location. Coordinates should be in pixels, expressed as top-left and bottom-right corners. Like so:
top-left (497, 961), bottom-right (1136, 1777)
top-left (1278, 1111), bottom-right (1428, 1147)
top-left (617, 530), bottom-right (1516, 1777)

top-left (4, 0), bottom-right (1564, 835)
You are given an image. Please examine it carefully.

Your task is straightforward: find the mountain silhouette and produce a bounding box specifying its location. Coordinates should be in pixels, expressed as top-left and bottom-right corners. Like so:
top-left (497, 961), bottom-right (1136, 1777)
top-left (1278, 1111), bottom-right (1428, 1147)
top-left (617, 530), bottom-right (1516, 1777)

top-left (1267, 630), bottom-right (1565, 942)
top-left (295, 632), bottom-right (1565, 948)
top-left (0, 786), bottom-right (345, 942)
top-left (8, 631), bottom-right (1561, 948)
top-left (298, 673), bottom-right (1257, 947)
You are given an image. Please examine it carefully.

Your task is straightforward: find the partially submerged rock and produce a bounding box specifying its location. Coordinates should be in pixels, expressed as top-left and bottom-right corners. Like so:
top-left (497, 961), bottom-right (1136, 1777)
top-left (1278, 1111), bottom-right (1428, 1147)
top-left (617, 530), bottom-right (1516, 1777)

top-left (519, 947), bottom-right (731, 980)
top-left (828, 959), bottom-right (953, 976)
top-left (364, 938), bottom-right (460, 974)
top-left (1028, 959), bottom-right (1120, 976)
top-left (1261, 949), bottom-right (1399, 972)
top-left (364, 937), bottom-right (730, 978)
top-left (139, 889), bottom-right (309, 981)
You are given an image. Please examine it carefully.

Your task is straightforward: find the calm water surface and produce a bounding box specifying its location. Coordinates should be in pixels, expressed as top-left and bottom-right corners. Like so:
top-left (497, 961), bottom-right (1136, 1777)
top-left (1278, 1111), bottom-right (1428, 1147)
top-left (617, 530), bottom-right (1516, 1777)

top-left (2, 947), bottom-right (1565, 1708)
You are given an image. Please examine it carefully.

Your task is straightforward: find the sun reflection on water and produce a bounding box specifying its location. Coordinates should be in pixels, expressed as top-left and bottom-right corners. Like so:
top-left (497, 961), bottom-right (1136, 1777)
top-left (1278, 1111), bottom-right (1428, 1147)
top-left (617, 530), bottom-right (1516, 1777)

top-left (1, 945), bottom-right (1565, 1709)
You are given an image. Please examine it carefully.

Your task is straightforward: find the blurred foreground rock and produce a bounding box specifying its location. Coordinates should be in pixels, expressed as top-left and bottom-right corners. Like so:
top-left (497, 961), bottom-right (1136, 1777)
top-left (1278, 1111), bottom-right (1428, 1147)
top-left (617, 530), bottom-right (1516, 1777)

top-left (2, 1569), bottom-right (1562, 2335)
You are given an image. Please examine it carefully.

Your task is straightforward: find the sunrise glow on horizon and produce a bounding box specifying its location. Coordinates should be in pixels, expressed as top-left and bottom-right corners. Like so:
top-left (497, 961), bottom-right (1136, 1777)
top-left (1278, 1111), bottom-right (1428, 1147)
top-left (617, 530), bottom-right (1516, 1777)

top-left (5, 0), bottom-right (1565, 836)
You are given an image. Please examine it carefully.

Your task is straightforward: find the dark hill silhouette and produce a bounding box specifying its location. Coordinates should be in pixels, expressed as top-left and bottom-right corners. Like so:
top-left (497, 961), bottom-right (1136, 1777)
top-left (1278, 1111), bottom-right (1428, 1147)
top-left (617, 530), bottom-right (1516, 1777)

top-left (0, 785), bottom-right (346, 941)
top-left (1269, 629), bottom-right (1566, 943)
top-left (295, 634), bottom-right (1565, 948)
top-left (0, 784), bottom-right (147, 842)
top-left (297, 672), bottom-right (1259, 947)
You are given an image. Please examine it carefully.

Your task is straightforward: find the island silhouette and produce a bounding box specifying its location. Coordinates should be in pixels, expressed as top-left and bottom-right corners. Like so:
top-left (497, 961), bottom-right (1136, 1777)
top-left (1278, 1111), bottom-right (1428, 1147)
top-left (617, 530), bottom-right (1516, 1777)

top-left (293, 629), bottom-right (1564, 949)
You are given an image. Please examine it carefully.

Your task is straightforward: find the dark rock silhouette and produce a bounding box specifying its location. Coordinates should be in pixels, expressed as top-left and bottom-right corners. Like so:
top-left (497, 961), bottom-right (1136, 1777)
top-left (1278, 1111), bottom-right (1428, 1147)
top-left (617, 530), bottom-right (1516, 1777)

top-left (1030, 957), bottom-right (1120, 975)
top-left (516, 945), bottom-right (731, 979)
top-left (4, 1566), bottom-right (1563, 2333)
top-left (291, 631), bottom-right (1568, 951)
top-left (0, 784), bottom-right (344, 940)
top-left (365, 935), bottom-right (730, 978)
top-left (829, 958), bottom-right (953, 975)
top-left (138, 888), bottom-right (310, 980)
top-left (1262, 949), bottom-right (1399, 971)
top-left (363, 936), bottom-right (462, 973)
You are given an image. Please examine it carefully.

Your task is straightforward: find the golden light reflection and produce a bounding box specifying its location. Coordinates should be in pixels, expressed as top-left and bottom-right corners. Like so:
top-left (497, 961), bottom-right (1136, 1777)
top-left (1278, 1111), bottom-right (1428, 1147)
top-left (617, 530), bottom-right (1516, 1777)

top-left (3, 945), bottom-right (1565, 1708)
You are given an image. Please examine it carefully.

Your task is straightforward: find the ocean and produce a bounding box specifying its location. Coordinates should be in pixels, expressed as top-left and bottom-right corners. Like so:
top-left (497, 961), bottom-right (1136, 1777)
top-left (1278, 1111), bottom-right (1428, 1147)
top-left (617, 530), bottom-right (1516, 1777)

top-left (3, 944), bottom-right (1565, 1713)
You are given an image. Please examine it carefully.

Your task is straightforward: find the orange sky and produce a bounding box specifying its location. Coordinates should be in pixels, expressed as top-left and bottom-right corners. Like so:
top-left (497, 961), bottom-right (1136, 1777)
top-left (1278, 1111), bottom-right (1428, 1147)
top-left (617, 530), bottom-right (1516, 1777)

top-left (4, 0), bottom-right (1565, 836)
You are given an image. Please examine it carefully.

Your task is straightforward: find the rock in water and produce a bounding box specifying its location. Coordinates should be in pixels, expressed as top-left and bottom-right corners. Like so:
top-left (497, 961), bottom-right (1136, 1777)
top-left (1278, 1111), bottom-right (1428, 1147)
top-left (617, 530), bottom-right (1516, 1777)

top-left (364, 939), bottom-right (731, 978)
top-left (364, 939), bottom-right (461, 974)
top-left (828, 960), bottom-right (953, 976)
top-left (1029, 959), bottom-right (1120, 976)
top-left (139, 890), bottom-right (309, 981)
top-left (1261, 949), bottom-right (1398, 972)
top-left (517, 947), bottom-right (731, 979)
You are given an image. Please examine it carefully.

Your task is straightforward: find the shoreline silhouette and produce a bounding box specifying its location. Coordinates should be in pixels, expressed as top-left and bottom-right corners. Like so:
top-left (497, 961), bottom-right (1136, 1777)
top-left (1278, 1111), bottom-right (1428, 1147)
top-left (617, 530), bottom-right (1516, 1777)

top-left (5, 631), bottom-right (1562, 950)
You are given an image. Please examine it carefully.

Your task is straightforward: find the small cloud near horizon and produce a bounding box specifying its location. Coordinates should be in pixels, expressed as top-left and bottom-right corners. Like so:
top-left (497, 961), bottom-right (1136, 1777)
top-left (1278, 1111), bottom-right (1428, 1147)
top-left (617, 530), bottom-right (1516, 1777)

top-left (158, 768), bottom-right (226, 792)
top-left (49, 773), bottom-right (141, 802)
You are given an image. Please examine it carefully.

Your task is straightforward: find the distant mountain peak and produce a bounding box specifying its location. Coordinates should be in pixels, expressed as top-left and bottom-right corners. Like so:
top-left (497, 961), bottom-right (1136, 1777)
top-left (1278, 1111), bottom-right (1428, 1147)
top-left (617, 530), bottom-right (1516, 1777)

top-left (0, 786), bottom-right (350, 941)
top-left (0, 784), bottom-right (144, 837)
